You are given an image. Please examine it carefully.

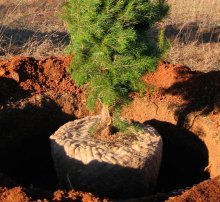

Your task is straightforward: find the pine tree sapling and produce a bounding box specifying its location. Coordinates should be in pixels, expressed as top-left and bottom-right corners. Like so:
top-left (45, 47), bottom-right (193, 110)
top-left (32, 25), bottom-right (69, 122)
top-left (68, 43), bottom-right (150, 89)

top-left (62, 0), bottom-right (169, 134)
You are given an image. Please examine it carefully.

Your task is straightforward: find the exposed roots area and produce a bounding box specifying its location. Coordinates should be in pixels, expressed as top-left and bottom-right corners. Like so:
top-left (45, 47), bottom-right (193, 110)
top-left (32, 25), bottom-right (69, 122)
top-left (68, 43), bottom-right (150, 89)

top-left (0, 57), bottom-right (219, 201)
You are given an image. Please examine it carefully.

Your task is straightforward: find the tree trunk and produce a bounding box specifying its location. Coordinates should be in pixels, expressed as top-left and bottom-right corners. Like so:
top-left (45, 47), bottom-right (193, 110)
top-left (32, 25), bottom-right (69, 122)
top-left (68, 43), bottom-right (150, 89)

top-left (99, 104), bottom-right (112, 136)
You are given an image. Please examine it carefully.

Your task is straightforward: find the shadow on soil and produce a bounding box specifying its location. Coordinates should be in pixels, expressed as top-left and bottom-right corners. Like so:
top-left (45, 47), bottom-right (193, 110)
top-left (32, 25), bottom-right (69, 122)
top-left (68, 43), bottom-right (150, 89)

top-left (0, 93), bottom-right (210, 199)
top-left (0, 96), bottom-right (75, 190)
top-left (0, 72), bottom-right (214, 198)
top-left (0, 77), bottom-right (30, 103)
top-left (163, 71), bottom-right (220, 127)
top-left (144, 119), bottom-right (209, 192)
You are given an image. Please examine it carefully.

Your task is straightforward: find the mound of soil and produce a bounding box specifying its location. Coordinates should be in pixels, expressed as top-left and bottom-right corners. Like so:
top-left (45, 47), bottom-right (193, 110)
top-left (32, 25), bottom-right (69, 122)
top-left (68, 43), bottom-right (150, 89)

top-left (123, 61), bottom-right (220, 179)
top-left (0, 187), bottom-right (30, 202)
top-left (0, 56), bottom-right (220, 201)
top-left (167, 176), bottom-right (220, 202)
top-left (0, 56), bottom-right (92, 117)
top-left (0, 56), bottom-right (78, 101)
top-left (143, 61), bottom-right (220, 118)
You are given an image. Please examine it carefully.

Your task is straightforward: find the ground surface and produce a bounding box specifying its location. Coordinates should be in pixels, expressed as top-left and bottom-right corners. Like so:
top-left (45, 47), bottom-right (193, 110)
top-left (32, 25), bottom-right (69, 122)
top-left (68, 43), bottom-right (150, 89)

top-left (0, 0), bottom-right (219, 201)
top-left (0, 0), bottom-right (219, 71)
top-left (0, 56), bottom-right (219, 201)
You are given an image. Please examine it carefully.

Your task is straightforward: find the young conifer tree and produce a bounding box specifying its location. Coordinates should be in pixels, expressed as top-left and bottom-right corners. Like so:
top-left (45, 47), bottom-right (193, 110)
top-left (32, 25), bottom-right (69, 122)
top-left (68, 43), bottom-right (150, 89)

top-left (62, 0), bottom-right (169, 134)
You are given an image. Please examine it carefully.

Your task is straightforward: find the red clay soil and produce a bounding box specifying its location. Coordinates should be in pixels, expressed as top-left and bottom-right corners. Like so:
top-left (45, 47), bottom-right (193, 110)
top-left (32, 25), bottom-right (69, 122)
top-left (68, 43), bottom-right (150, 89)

top-left (0, 56), bottom-right (79, 99)
top-left (51, 190), bottom-right (107, 202)
top-left (0, 56), bottom-right (220, 201)
top-left (167, 176), bottom-right (220, 202)
top-left (1, 56), bottom-right (219, 120)
top-left (143, 61), bottom-right (220, 118)
top-left (123, 61), bottom-right (220, 180)
top-left (0, 187), bottom-right (30, 202)
top-left (0, 55), bottom-right (90, 117)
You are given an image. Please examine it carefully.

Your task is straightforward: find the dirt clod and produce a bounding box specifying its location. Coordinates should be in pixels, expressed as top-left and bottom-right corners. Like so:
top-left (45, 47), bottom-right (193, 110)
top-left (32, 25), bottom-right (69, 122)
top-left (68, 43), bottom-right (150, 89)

top-left (52, 190), bottom-right (106, 202)
top-left (167, 176), bottom-right (220, 202)
top-left (0, 187), bottom-right (30, 202)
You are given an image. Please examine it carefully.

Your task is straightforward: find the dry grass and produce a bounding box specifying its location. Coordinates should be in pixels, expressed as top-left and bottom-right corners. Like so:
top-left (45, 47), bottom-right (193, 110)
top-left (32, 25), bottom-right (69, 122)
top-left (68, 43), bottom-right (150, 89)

top-left (0, 0), bottom-right (67, 59)
top-left (165, 0), bottom-right (220, 24)
top-left (0, 0), bottom-right (219, 71)
top-left (160, 0), bottom-right (220, 72)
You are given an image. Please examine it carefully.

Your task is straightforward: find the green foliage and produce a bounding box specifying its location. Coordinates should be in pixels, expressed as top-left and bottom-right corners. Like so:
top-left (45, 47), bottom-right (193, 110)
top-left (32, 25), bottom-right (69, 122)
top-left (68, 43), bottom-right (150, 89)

top-left (112, 108), bottom-right (131, 132)
top-left (112, 108), bottom-right (144, 134)
top-left (62, 0), bottom-right (169, 110)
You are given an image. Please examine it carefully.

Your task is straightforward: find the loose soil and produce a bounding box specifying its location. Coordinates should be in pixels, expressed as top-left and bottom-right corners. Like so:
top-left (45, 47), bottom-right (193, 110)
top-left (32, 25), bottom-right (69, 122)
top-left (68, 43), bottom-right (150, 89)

top-left (0, 56), bottom-right (219, 201)
top-left (0, 187), bottom-right (105, 202)
top-left (167, 176), bottom-right (220, 202)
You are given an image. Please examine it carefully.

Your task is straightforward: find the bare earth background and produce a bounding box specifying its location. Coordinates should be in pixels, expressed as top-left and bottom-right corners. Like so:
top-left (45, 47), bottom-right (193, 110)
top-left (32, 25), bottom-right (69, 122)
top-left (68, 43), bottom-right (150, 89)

top-left (0, 0), bottom-right (219, 72)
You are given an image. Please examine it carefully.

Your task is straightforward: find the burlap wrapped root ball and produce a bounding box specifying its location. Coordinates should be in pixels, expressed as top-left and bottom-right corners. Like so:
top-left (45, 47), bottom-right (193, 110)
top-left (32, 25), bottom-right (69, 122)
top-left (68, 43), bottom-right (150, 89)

top-left (50, 116), bottom-right (163, 199)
